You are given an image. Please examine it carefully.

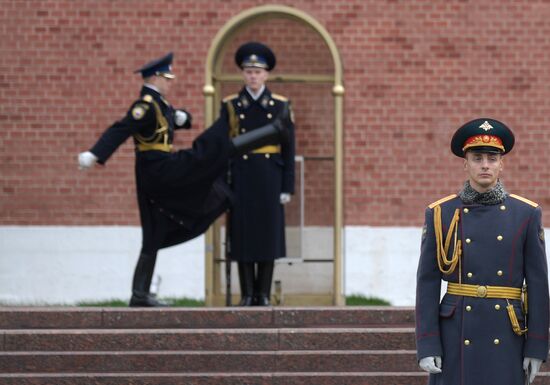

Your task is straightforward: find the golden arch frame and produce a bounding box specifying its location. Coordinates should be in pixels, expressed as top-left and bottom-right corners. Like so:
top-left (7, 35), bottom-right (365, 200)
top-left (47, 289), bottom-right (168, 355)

top-left (203, 4), bottom-right (345, 306)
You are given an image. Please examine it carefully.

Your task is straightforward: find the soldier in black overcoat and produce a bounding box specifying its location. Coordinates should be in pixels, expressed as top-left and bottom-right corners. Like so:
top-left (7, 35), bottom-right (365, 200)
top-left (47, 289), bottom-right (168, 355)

top-left (78, 52), bottom-right (288, 306)
top-left (220, 42), bottom-right (296, 306)
top-left (415, 118), bottom-right (549, 384)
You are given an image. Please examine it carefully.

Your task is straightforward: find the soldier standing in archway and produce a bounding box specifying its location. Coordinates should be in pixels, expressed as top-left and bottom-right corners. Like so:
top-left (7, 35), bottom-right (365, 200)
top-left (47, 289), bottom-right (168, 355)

top-left (220, 42), bottom-right (296, 306)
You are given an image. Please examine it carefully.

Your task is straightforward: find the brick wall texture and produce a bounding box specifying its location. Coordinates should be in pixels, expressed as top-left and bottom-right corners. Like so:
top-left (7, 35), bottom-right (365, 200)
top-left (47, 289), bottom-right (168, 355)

top-left (2, 0), bottom-right (550, 227)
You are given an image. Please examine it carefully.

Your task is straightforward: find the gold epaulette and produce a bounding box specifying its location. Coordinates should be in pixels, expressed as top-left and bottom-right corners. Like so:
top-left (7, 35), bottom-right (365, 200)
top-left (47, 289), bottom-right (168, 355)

top-left (428, 194), bottom-right (457, 209)
top-left (271, 93), bottom-right (288, 102)
top-left (222, 94), bottom-right (238, 103)
top-left (142, 94), bottom-right (153, 103)
top-left (509, 194), bottom-right (539, 208)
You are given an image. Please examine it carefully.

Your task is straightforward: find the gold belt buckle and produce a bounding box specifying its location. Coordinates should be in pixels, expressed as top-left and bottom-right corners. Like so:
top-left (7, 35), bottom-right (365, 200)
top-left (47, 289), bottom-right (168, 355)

top-left (476, 285), bottom-right (488, 298)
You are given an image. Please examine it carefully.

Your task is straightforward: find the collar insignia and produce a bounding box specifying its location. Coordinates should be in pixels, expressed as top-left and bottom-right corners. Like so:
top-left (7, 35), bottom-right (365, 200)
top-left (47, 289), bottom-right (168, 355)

top-left (239, 94), bottom-right (250, 108)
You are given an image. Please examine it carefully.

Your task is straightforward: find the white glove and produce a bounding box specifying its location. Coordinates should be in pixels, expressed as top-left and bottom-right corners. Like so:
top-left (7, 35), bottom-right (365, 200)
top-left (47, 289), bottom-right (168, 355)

top-left (78, 151), bottom-right (98, 170)
top-left (280, 193), bottom-right (291, 205)
top-left (524, 357), bottom-right (543, 383)
top-left (174, 110), bottom-right (188, 126)
top-left (419, 356), bottom-right (442, 374)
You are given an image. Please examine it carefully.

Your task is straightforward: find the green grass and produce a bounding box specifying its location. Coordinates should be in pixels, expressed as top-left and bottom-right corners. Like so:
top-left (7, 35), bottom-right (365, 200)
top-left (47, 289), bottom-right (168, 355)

top-left (76, 296), bottom-right (389, 307)
top-left (77, 299), bottom-right (130, 307)
top-left (77, 297), bottom-right (205, 307)
top-left (168, 297), bottom-right (205, 307)
top-left (345, 294), bottom-right (391, 306)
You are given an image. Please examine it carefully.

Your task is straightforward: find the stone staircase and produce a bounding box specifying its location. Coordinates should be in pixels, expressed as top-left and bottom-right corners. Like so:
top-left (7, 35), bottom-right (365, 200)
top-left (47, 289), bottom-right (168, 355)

top-left (0, 307), bottom-right (547, 385)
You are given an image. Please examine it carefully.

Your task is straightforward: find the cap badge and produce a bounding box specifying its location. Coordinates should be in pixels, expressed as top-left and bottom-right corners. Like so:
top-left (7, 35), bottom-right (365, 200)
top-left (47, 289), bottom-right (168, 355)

top-left (479, 121), bottom-right (493, 131)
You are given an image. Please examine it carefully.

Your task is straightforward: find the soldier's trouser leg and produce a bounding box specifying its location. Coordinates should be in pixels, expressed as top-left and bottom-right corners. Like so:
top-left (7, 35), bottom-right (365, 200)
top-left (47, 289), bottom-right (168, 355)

top-left (255, 261), bottom-right (274, 306)
top-left (237, 262), bottom-right (255, 306)
top-left (129, 251), bottom-right (167, 307)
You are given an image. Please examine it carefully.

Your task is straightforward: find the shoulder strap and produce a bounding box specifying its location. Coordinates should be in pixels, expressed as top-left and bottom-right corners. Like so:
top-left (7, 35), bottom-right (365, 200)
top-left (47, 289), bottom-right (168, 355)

top-left (271, 93), bottom-right (288, 102)
top-left (222, 93), bottom-right (238, 103)
top-left (428, 194), bottom-right (457, 209)
top-left (509, 194), bottom-right (539, 208)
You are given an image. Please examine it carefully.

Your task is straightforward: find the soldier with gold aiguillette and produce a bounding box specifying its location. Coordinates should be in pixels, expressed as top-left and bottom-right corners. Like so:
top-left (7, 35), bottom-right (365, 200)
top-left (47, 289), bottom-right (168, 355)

top-left (220, 42), bottom-right (296, 306)
top-left (77, 52), bottom-right (290, 307)
top-left (415, 118), bottom-right (549, 384)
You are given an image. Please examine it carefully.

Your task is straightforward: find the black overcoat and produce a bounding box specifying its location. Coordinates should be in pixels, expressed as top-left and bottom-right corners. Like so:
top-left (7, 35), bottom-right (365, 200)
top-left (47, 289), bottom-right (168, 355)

top-left (90, 86), bottom-right (233, 251)
top-left (220, 87), bottom-right (295, 262)
top-left (415, 193), bottom-right (549, 385)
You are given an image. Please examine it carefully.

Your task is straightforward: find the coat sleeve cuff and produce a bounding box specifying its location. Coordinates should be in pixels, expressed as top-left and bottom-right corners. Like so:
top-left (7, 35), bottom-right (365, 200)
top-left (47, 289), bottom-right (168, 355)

top-left (524, 337), bottom-right (549, 361)
top-left (416, 335), bottom-right (443, 361)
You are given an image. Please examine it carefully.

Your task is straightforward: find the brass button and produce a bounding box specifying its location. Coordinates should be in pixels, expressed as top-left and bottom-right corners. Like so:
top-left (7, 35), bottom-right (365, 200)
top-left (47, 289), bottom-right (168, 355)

top-left (494, 339), bottom-right (500, 345)
top-left (267, 113), bottom-right (273, 119)
top-left (463, 208), bottom-right (469, 213)
top-left (464, 339), bottom-right (471, 346)
top-left (241, 128), bottom-right (246, 133)
top-left (495, 304), bottom-right (501, 310)
top-left (476, 285), bottom-right (487, 298)
top-left (497, 235), bottom-right (503, 241)
top-left (466, 305), bottom-right (472, 311)
top-left (467, 272), bottom-right (473, 278)
top-left (269, 100), bottom-right (275, 106)
top-left (497, 270), bottom-right (503, 276)
top-left (465, 238), bottom-right (471, 244)
top-left (239, 114), bottom-right (245, 119)
top-left (237, 102), bottom-right (242, 107)
top-left (243, 154), bottom-right (248, 160)
top-left (500, 205), bottom-right (506, 210)
top-left (265, 154), bottom-right (270, 159)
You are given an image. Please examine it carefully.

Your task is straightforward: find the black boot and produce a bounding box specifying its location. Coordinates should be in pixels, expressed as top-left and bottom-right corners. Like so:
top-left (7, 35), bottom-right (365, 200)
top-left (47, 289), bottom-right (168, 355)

top-left (231, 104), bottom-right (290, 156)
top-left (129, 252), bottom-right (168, 307)
top-left (255, 261), bottom-right (274, 306)
top-left (237, 262), bottom-right (255, 306)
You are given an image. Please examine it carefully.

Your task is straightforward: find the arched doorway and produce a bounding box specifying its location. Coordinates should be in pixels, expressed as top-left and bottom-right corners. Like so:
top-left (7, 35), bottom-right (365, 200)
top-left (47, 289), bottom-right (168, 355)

top-left (203, 5), bottom-right (344, 306)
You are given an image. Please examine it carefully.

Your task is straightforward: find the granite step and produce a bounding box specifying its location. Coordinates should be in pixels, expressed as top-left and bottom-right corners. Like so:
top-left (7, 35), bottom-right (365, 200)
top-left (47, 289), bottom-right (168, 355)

top-left (2, 327), bottom-right (415, 351)
top-left (0, 372), bottom-right (431, 385)
top-left (5, 307), bottom-right (546, 384)
top-left (3, 372), bottom-right (550, 385)
top-left (0, 307), bottom-right (415, 329)
top-left (0, 350), bottom-right (420, 373)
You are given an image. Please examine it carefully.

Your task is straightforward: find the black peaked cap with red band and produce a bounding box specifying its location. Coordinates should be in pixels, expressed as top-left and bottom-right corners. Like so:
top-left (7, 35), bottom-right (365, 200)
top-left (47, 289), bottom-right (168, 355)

top-left (451, 118), bottom-right (515, 158)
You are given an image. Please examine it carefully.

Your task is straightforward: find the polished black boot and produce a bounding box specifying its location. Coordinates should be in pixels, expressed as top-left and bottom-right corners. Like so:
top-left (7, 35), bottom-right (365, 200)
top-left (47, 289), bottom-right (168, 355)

top-left (129, 252), bottom-right (168, 307)
top-left (231, 104), bottom-right (290, 156)
top-left (237, 262), bottom-right (255, 306)
top-left (255, 261), bottom-right (274, 306)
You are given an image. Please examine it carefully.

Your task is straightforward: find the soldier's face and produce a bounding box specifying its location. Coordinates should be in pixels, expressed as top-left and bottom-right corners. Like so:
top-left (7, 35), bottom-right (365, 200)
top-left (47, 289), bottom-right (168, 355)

top-left (463, 151), bottom-right (503, 192)
top-left (242, 68), bottom-right (269, 93)
top-left (147, 75), bottom-right (173, 95)
top-left (156, 76), bottom-right (173, 95)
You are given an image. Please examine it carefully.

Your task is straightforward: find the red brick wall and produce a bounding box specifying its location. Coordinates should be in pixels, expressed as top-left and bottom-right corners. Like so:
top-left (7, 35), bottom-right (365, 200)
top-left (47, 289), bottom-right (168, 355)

top-left (2, 0), bottom-right (550, 227)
